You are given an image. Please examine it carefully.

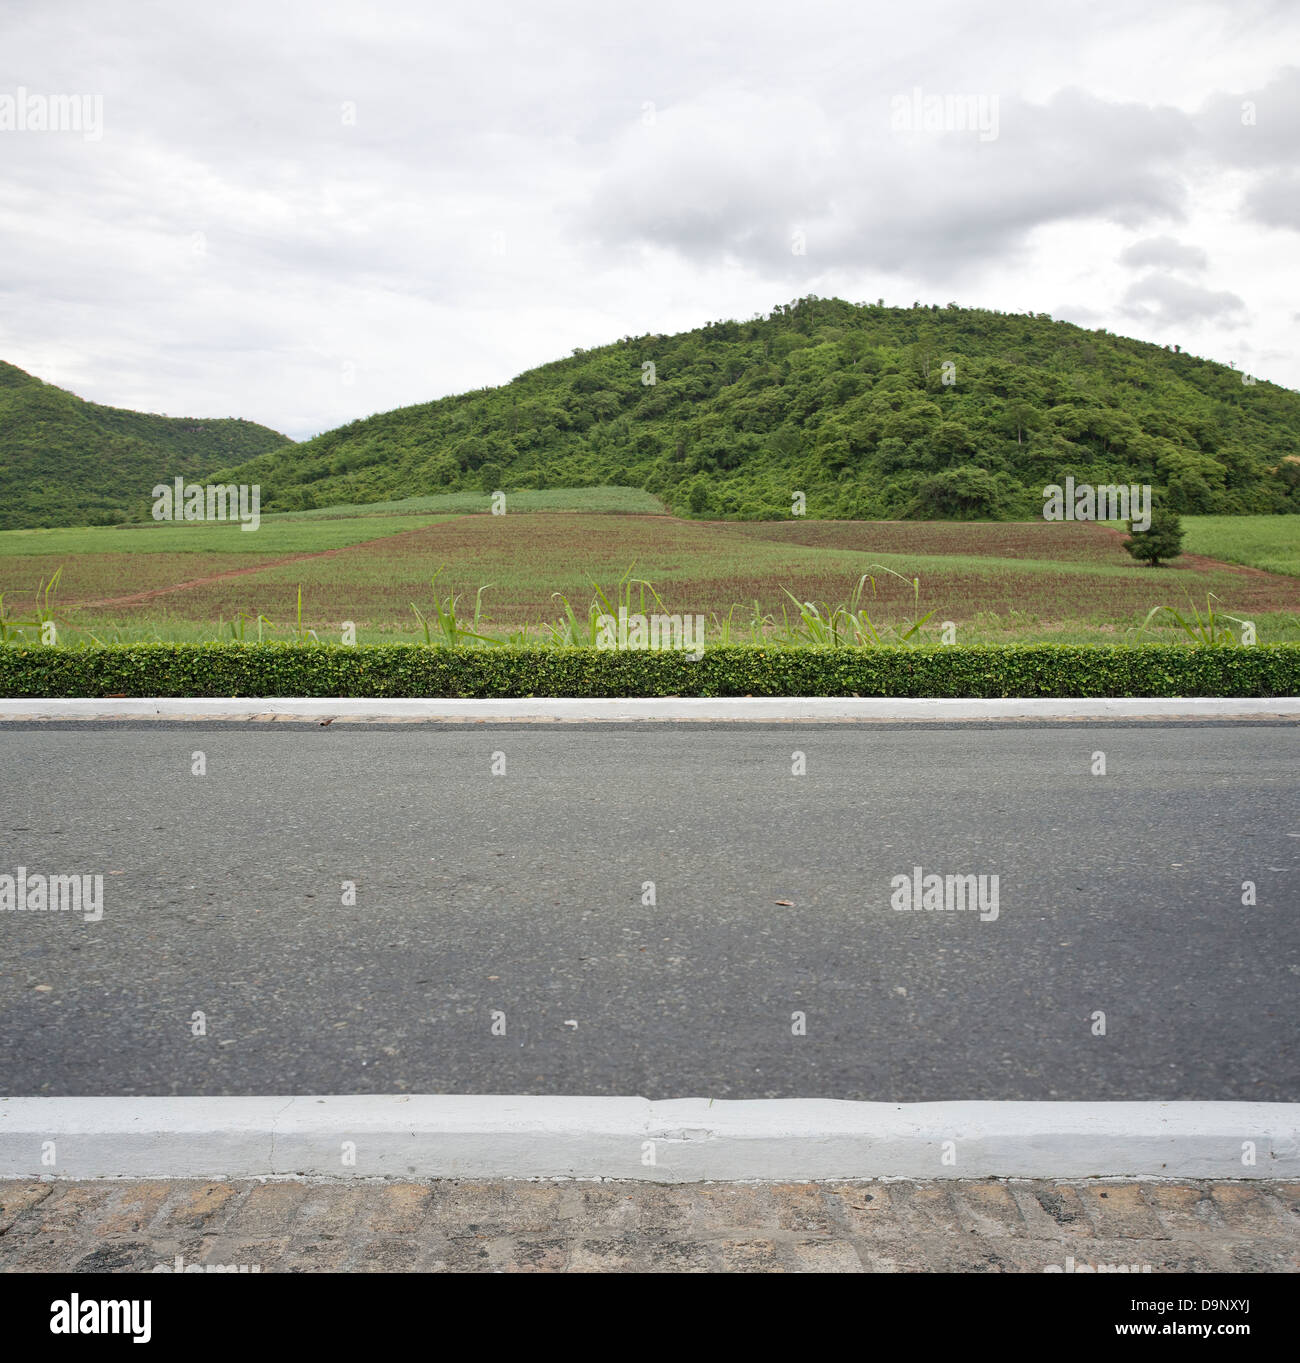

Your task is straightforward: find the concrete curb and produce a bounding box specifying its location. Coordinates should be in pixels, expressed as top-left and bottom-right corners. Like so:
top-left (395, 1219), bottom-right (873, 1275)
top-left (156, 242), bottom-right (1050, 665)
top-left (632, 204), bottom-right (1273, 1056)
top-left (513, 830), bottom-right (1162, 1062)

top-left (1, 697), bottom-right (1298, 723)
top-left (2, 1098), bottom-right (1296, 1181)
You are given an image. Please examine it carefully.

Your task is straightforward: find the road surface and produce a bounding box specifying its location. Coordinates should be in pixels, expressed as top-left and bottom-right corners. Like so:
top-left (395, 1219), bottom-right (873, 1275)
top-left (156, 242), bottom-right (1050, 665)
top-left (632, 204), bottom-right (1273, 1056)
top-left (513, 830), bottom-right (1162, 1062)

top-left (1, 720), bottom-right (1296, 1099)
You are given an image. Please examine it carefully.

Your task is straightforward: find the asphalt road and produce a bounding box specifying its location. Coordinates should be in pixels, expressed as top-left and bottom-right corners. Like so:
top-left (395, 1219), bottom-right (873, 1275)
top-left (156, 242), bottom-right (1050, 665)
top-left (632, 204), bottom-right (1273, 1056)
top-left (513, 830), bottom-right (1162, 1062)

top-left (1, 720), bottom-right (1296, 1100)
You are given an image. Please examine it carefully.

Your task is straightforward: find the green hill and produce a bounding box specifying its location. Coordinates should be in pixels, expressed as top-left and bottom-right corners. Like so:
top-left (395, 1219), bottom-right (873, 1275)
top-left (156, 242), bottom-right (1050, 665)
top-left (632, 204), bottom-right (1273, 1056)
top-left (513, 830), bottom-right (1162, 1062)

top-left (211, 297), bottom-right (1300, 522)
top-left (0, 361), bottom-right (292, 529)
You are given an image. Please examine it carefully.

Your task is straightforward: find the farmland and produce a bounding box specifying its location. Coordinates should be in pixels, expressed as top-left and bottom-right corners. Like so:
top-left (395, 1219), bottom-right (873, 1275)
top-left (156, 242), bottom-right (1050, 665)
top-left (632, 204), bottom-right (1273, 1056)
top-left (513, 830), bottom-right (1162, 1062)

top-left (0, 492), bottom-right (1296, 646)
top-left (1177, 515), bottom-right (1300, 578)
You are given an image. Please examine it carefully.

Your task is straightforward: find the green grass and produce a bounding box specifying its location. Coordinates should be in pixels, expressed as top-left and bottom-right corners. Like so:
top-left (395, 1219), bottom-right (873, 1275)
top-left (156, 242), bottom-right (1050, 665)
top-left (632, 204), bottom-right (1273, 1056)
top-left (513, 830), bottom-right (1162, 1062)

top-left (258, 485), bottom-right (667, 521)
top-left (0, 515), bottom-right (455, 557)
top-left (3, 508), bottom-right (1297, 648)
top-left (0, 486), bottom-right (665, 555)
top-left (1180, 514), bottom-right (1300, 577)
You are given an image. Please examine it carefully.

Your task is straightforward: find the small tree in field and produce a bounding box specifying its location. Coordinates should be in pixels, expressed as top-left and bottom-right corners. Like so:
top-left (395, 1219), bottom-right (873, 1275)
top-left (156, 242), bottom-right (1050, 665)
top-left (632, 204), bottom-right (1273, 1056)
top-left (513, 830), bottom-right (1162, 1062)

top-left (1124, 507), bottom-right (1184, 566)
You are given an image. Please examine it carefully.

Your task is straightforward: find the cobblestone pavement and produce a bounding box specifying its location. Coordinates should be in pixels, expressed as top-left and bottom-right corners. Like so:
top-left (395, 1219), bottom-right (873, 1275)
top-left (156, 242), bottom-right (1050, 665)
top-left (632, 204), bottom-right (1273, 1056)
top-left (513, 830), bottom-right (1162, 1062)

top-left (0, 1179), bottom-right (1295, 1273)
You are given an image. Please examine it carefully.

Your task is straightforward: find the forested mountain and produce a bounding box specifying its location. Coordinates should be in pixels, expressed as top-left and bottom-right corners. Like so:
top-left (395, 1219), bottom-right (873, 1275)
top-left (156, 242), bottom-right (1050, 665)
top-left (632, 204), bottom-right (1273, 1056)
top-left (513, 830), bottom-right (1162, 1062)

top-left (13, 299), bottom-right (1299, 530)
top-left (211, 298), bottom-right (1300, 521)
top-left (0, 361), bottom-right (291, 529)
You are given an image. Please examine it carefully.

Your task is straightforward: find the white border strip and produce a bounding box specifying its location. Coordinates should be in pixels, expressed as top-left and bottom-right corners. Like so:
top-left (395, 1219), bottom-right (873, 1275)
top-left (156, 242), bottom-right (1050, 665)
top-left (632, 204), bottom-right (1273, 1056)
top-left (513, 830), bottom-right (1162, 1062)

top-left (1, 697), bottom-right (1298, 722)
top-left (2, 1098), bottom-right (1296, 1180)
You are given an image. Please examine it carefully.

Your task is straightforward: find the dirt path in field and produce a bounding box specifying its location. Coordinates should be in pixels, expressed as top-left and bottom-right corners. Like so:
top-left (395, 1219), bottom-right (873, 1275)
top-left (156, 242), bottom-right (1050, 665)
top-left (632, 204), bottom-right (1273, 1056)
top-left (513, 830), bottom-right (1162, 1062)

top-left (64, 512), bottom-right (683, 609)
top-left (66, 521), bottom-right (474, 609)
top-left (65, 515), bottom-right (1295, 611)
top-left (71, 548), bottom-right (358, 608)
top-left (1093, 523), bottom-right (1289, 583)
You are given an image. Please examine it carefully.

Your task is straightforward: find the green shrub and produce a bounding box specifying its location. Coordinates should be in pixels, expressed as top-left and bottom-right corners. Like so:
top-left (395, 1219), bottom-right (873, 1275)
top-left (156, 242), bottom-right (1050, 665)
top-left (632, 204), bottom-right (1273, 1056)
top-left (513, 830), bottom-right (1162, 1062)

top-left (1125, 508), bottom-right (1185, 566)
top-left (0, 642), bottom-right (1296, 698)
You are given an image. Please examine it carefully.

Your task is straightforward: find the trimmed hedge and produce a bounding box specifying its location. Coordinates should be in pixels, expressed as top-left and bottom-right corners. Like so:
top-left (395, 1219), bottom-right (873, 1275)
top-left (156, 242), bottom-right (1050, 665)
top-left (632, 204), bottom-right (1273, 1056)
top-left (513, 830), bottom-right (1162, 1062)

top-left (0, 642), bottom-right (1297, 698)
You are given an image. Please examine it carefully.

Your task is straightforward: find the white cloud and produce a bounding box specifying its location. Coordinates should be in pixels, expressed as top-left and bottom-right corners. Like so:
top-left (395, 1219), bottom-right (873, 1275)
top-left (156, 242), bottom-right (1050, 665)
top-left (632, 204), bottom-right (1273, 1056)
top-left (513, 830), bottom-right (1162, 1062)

top-left (0, 0), bottom-right (1296, 439)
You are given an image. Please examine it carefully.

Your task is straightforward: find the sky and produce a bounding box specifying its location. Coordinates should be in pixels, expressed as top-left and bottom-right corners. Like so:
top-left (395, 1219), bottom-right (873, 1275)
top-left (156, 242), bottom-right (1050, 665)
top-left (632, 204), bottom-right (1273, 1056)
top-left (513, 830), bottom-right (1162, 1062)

top-left (1, 0), bottom-right (1297, 440)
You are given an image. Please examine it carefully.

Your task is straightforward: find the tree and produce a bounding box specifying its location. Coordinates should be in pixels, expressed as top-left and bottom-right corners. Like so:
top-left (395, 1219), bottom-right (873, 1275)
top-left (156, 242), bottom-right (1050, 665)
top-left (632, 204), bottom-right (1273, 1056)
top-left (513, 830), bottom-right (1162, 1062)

top-left (911, 466), bottom-right (1015, 519)
top-left (814, 424), bottom-right (853, 475)
top-left (1124, 508), bottom-right (1184, 566)
top-left (928, 419), bottom-right (978, 465)
top-left (1000, 398), bottom-right (1039, 446)
top-left (908, 324), bottom-right (941, 389)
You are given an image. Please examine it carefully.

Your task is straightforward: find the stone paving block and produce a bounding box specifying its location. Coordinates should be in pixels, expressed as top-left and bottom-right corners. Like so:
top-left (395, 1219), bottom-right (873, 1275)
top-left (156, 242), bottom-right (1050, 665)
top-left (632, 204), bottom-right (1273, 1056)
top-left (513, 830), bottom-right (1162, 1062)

top-left (71, 1239), bottom-right (161, 1273)
top-left (567, 1185), bottom-right (642, 1232)
top-left (980, 1238), bottom-right (1102, 1273)
top-left (1077, 1183), bottom-right (1167, 1239)
top-left (715, 1238), bottom-right (782, 1271)
top-left (567, 1236), bottom-right (657, 1273)
top-left (629, 1184), bottom-right (700, 1232)
top-left (827, 1184), bottom-right (896, 1236)
top-left (0, 1177), bottom-right (1295, 1274)
top-left (295, 1186), bottom-right (365, 1238)
top-left (855, 1234), bottom-right (1017, 1273)
top-left (1271, 1182), bottom-right (1300, 1217)
top-left (427, 1180), bottom-right (567, 1237)
top-left (489, 1181), bottom-right (571, 1234)
top-left (220, 1182), bottom-right (309, 1237)
top-left (1222, 1239), bottom-right (1300, 1273)
top-left (499, 1237), bottom-right (569, 1273)
top-left (9, 1183), bottom-right (113, 1236)
top-left (1142, 1183), bottom-right (1221, 1237)
top-left (0, 1183), bottom-right (52, 1233)
top-left (638, 1238), bottom-right (717, 1272)
top-left (950, 1181), bottom-right (1031, 1237)
top-left (349, 1238), bottom-right (422, 1272)
top-left (1011, 1183), bottom-right (1096, 1237)
top-left (879, 1182), bottom-right (960, 1233)
top-left (277, 1236), bottom-right (353, 1272)
top-left (100, 1181), bottom-right (175, 1236)
top-left (191, 1238), bottom-right (289, 1272)
top-left (768, 1182), bottom-right (834, 1233)
top-left (363, 1183), bottom-right (433, 1235)
top-left (691, 1183), bottom-right (780, 1231)
top-left (1209, 1183), bottom-right (1289, 1232)
top-left (1, 1230), bottom-right (109, 1272)
top-left (1045, 1238), bottom-right (1227, 1274)
top-left (432, 1237), bottom-right (497, 1272)
top-left (153, 1182), bottom-right (243, 1235)
top-left (781, 1238), bottom-right (863, 1273)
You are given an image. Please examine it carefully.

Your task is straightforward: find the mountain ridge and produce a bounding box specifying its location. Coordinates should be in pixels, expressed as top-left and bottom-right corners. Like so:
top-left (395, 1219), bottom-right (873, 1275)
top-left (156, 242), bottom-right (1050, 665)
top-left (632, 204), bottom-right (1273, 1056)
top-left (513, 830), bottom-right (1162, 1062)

top-left (9, 296), bottom-right (1300, 530)
top-left (0, 360), bottom-right (292, 529)
top-left (209, 297), bottom-right (1300, 522)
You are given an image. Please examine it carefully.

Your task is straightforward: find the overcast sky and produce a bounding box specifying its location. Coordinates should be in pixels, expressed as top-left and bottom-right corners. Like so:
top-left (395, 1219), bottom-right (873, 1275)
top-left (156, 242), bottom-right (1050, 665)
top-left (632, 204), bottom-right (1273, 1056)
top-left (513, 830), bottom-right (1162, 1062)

top-left (2, 0), bottom-right (1297, 440)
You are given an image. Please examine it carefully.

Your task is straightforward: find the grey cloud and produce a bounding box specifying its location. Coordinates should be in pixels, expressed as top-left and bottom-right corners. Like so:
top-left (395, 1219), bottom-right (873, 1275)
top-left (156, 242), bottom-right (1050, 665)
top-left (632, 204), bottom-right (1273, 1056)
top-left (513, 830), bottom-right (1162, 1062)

top-left (1194, 66), bottom-right (1300, 232)
top-left (1120, 272), bottom-right (1247, 327)
top-left (1118, 236), bottom-right (1208, 271)
top-left (1195, 66), bottom-right (1300, 170)
top-left (583, 86), bottom-right (1196, 280)
top-left (1241, 170), bottom-right (1300, 231)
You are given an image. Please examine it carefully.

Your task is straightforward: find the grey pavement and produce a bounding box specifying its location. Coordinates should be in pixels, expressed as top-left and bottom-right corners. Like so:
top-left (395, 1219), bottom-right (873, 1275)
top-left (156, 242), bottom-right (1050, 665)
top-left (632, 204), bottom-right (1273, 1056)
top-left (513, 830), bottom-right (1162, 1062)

top-left (0, 720), bottom-right (1297, 1099)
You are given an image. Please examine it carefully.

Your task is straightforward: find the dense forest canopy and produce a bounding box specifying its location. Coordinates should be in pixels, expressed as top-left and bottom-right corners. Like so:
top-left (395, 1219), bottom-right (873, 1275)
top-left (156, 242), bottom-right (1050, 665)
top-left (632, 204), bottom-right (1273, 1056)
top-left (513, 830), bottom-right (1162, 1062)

top-left (0, 360), bottom-right (290, 529)
top-left (7, 298), bottom-right (1300, 530)
top-left (211, 298), bottom-right (1300, 522)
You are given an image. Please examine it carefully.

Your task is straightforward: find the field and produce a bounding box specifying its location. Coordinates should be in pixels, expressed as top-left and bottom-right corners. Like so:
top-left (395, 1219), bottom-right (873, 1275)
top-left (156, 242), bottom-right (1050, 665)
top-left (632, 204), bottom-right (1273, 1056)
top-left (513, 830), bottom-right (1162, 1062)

top-left (0, 491), bottom-right (1296, 646)
top-left (1177, 515), bottom-right (1300, 578)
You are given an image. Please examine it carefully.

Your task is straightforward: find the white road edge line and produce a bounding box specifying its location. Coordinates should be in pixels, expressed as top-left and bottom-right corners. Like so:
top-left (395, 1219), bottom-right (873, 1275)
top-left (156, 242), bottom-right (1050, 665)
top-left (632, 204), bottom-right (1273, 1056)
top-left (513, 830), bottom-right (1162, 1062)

top-left (2, 1098), bottom-right (1296, 1181)
top-left (1, 697), bottom-right (1298, 722)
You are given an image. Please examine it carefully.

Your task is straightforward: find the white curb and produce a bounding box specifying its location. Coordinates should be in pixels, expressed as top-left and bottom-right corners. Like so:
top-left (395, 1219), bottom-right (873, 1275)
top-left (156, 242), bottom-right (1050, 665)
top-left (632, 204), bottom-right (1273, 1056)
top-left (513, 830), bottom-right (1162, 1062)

top-left (1, 697), bottom-right (1298, 722)
top-left (2, 1098), bottom-right (1296, 1181)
